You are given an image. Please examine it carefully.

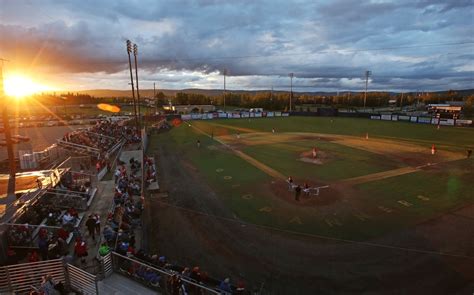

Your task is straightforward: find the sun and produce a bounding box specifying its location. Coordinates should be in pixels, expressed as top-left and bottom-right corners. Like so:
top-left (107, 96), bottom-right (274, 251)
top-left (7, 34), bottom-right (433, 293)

top-left (4, 75), bottom-right (52, 98)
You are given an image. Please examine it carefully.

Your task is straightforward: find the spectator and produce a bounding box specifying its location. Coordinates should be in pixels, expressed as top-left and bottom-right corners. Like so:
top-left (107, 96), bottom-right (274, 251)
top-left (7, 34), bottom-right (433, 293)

top-left (38, 235), bottom-right (49, 260)
top-left (40, 275), bottom-right (57, 295)
top-left (6, 247), bottom-right (18, 265)
top-left (28, 250), bottom-right (39, 263)
top-left (74, 238), bottom-right (88, 264)
top-left (236, 276), bottom-right (246, 295)
top-left (94, 214), bottom-right (101, 235)
top-left (62, 212), bottom-right (74, 226)
top-left (85, 215), bottom-right (96, 241)
top-left (99, 243), bottom-right (111, 256)
top-left (219, 278), bottom-right (232, 294)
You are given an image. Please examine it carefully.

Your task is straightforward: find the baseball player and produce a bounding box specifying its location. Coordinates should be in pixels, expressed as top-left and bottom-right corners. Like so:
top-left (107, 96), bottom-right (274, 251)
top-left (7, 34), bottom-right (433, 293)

top-left (312, 147), bottom-right (318, 159)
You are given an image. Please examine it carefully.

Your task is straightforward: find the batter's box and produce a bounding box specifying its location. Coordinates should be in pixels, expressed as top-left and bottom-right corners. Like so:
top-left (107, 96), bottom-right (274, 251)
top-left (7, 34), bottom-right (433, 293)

top-left (259, 206), bottom-right (273, 212)
top-left (398, 200), bottom-right (413, 207)
top-left (417, 195), bottom-right (430, 201)
top-left (378, 206), bottom-right (393, 213)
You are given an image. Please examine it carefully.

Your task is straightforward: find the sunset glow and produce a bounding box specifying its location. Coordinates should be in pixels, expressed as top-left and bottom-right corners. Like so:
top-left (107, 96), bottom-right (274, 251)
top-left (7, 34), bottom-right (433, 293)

top-left (4, 75), bottom-right (52, 98)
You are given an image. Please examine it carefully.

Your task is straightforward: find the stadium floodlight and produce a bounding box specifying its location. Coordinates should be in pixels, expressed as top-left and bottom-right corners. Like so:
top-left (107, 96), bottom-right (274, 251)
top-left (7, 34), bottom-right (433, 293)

top-left (223, 68), bottom-right (227, 112)
top-left (289, 73), bottom-right (294, 112)
top-left (364, 70), bottom-right (372, 109)
top-left (133, 43), bottom-right (141, 128)
top-left (126, 40), bottom-right (138, 129)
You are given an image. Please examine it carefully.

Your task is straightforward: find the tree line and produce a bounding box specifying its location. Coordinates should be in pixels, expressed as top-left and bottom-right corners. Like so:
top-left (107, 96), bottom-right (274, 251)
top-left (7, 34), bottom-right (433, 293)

top-left (152, 90), bottom-right (469, 111)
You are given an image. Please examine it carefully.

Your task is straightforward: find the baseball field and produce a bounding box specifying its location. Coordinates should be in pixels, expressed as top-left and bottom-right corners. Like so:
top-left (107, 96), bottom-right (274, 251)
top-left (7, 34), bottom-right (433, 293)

top-left (159, 117), bottom-right (473, 239)
top-left (146, 116), bottom-right (474, 293)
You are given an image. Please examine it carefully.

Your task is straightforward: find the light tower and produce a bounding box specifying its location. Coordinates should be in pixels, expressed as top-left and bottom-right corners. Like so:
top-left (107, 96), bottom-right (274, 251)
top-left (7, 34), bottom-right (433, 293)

top-left (126, 40), bottom-right (138, 129)
top-left (289, 73), bottom-right (294, 112)
top-left (133, 43), bottom-right (141, 128)
top-left (364, 70), bottom-right (371, 109)
top-left (223, 68), bottom-right (227, 112)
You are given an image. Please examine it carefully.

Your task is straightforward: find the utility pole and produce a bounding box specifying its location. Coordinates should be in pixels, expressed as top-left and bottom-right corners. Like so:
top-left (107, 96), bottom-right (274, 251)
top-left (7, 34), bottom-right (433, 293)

top-left (154, 82), bottom-right (157, 116)
top-left (400, 92), bottom-right (404, 111)
top-left (223, 68), bottom-right (227, 112)
top-left (364, 70), bottom-right (371, 109)
top-left (126, 40), bottom-right (138, 130)
top-left (289, 73), bottom-right (294, 112)
top-left (133, 43), bottom-right (141, 129)
top-left (0, 59), bottom-right (16, 198)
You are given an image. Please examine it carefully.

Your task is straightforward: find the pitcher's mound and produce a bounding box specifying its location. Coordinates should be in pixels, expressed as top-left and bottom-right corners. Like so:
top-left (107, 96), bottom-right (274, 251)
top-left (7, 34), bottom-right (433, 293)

top-left (299, 150), bottom-right (330, 165)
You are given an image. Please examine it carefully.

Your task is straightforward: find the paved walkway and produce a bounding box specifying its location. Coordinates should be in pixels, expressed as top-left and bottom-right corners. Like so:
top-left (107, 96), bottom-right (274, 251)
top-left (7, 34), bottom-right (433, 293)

top-left (98, 273), bottom-right (158, 295)
top-left (75, 179), bottom-right (116, 272)
top-left (74, 148), bottom-right (143, 272)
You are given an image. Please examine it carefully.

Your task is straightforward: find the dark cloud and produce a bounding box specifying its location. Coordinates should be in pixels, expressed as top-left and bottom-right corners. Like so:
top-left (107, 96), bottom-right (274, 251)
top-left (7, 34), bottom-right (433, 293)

top-left (0, 0), bottom-right (472, 91)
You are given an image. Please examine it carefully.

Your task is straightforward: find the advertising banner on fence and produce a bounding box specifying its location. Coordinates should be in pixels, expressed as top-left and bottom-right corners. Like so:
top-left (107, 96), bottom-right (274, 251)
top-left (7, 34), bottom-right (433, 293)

top-left (274, 112), bottom-right (282, 117)
top-left (410, 116), bottom-right (418, 123)
top-left (282, 112), bottom-right (290, 117)
top-left (398, 115), bottom-right (410, 121)
top-left (440, 119), bottom-right (454, 126)
top-left (241, 112), bottom-right (250, 118)
top-left (417, 117), bottom-right (431, 124)
top-left (381, 114), bottom-right (392, 120)
top-left (370, 115), bottom-right (381, 120)
top-left (191, 114), bottom-right (202, 120)
top-left (249, 112), bottom-right (255, 118)
top-left (181, 114), bottom-right (192, 120)
top-left (255, 113), bottom-right (262, 118)
top-left (232, 113), bottom-right (241, 119)
top-left (431, 118), bottom-right (439, 125)
top-left (267, 112), bottom-right (274, 117)
top-left (391, 115), bottom-right (398, 121)
top-left (218, 113), bottom-right (227, 118)
top-left (455, 119), bottom-right (473, 126)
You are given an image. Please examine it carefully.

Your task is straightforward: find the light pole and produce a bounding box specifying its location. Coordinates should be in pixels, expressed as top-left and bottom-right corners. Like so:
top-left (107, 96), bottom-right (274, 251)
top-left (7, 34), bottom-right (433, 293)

top-left (126, 40), bottom-right (138, 130)
top-left (154, 82), bottom-right (157, 116)
top-left (289, 73), bottom-right (294, 112)
top-left (223, 68), bottom-right (227, 112)
top-left (364, 70), bottom-right (371, 109)
top-left (133, 43), bottom-right (141, 129)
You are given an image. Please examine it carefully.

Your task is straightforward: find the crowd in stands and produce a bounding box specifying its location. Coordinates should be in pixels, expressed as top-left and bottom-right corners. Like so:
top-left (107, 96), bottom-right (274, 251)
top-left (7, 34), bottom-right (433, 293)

top-left (61, 119), bottom-right (141, 177)
top-left (115, 248), bottom-right (246, 294)
top-left (101, 156), bottom-right (244, 294)
top-left (5, 172), bottom-right (95, 265)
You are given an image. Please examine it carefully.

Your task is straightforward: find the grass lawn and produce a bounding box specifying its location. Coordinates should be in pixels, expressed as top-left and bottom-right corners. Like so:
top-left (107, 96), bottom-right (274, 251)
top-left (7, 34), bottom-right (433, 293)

top-left (152, 116), bottom-right (474, 240)
top-left (242, 140), bottom-right (402, 181)
top-left (195, 117), bottom-right (474, 148)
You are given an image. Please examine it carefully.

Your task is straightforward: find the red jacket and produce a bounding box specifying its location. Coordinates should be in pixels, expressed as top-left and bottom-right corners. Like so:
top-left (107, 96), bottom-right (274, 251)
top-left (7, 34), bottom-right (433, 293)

top-left (74, 241), bottom-right (87, 256)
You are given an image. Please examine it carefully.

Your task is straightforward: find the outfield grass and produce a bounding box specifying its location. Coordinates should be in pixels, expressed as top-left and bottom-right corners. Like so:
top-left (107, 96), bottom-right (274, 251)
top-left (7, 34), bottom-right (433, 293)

top-left (196, 117), bottom-right (474, 148)
top-left (153, 116), bottom-right (474, 240)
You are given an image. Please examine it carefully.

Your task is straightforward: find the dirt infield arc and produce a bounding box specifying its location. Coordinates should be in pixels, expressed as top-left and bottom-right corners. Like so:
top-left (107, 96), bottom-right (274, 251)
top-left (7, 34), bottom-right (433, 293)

top-left (195, 126), bottom-right (466, 186)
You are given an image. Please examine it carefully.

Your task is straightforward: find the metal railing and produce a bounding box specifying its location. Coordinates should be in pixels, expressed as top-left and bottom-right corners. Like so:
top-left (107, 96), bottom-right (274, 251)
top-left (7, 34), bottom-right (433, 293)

top-left (0, 258), bottom-right (66, 294)
top-left (67, 263), bottom-right (98, 295)
top-left (111, 251), bottom-right (221, 295)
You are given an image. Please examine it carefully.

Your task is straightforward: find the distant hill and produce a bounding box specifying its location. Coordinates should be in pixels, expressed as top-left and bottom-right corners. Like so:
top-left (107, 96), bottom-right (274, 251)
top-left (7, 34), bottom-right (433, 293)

top-left (76, 88), bottom-right (474, 98)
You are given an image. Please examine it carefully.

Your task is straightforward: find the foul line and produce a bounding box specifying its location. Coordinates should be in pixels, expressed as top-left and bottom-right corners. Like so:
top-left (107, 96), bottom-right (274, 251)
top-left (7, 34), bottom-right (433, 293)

top-left (156, 200), bottom-right (474, 260)
top-left (188, 122), bottom-right (286, 180)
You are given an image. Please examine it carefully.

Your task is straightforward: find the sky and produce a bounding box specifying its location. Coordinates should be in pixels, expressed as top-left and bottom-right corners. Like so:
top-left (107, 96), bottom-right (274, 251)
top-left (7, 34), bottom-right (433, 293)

top-left (0, 0), bottom-right (473, 92)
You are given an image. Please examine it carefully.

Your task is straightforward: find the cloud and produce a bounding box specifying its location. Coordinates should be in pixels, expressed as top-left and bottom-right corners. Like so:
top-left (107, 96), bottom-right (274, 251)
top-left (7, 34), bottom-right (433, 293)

top-left (0, 0), bottom-right (472, 91)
